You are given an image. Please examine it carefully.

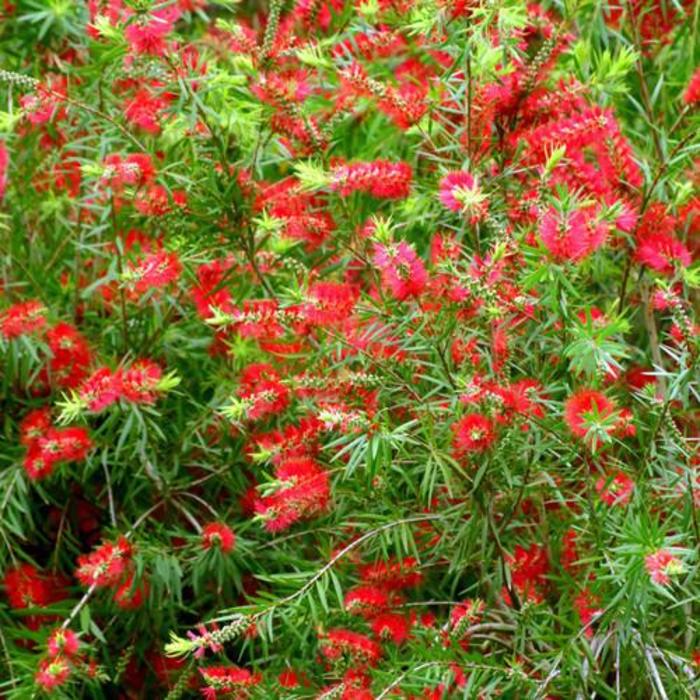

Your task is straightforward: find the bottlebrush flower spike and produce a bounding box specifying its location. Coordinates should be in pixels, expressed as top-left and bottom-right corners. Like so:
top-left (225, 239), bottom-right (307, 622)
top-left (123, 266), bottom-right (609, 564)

top-left (102, 153), bottom-right (156, 189)
top-left (3, 564), bottom-right (62, 610)
top-left (199, 665), bottom-right (262, 698)
top-left (120, 359), bottom-right (168, 404)
top-left (452, 414), bottom-right (496, 458)
top-left (358, 557), bottom-right (422, 590)
top-left (201, 522), bottom-right (236, 553)
top-left (75, 367), bottom-right (122, 413)
top-left (564, 388), bottom-right (634, 447)
top-left (35, 657), bottom-right (71, 691)
top-left (645, 549), bottom-right (683, 586)
top-left (373, 242), bottom-right (428, 300)
top-left (595, 471), bottom-right (634, 506)
top-left (539, 207), bottom-right (608, 262)
top-left (47, 629), bottom-right (80, 658)
top-left (229, 363), bottom-right (290, 422)
top-left (344, 585), bottom-right (390, 618)
top-left (165, 615), bottom-right (249, 659)
top-left (302, 281), bottom-right (358, 326)
top-left (634, 232), bottom-right (692, 275)
top-left (45, 322), bottom-right (92, 389)
top-left (320, 629), bottom-right (382, 666)
top-left (125, 250), bottom-right (182, 293)
top-left (329, 160), bottom-right (412, 199)
top-left (439, 171), bottom-right (488, 222)
top-left (506, 543), bottom-right (549, 603)
top-left (75, 536), bottom-right (132, 588)
top-left (0, 300), bottom-right (47, 339)
top-left (254, 457), bottom-right (330, 532)
top-left (124, 16), bottom-right (174, 56)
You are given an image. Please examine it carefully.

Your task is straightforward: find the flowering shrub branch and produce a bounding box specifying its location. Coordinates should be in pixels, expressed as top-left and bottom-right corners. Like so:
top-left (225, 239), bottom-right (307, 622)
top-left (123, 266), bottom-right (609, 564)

top-left (0, 0), bottom-right (699, 698)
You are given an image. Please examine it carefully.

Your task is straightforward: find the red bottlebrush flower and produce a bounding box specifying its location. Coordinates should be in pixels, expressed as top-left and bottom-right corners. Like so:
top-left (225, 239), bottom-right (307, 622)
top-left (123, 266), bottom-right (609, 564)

top-left (358, 557), bottom-right (422, 590)
top-left (595, 471), bottom-right (634, 506)
top-left (278, 669), bottom-right (300, 688)
top-left (439, 171), bottom-right (488, 222)
top-left (302, 281), bottom-right (358, 325)
top-left (635, 232), bottom-right (692, 274)
top-left (320, 629), bottom-right (382, 666)
top-left (103, 153), bottom-right (157, 189)
top-left (23, 445), bottom-right (56, 480)
top-left (229, 299), bottom-right (283, 340)
top-left (113, 573), bottom-right (149, 610)
top-left (431, 231), bottom-right (461, 264)
top-left (79, 368), bottom-right (121, 412)
top-left (20, 408), bottom-right (52, 446)
top-left (47, 628), bottom-right (80, 658)
top-left (40, 426), bottom-right (92, 462)
top-left (625, 365), bottom-right (656, 391)
top-left (450, 598), bottom-right (485, 637)
top-left (329, 160), bottom-right (412, 199)
top-left (563, 389), bottom-right (632, 444)
top-left (46, 322), bottom-right (92, 388)
top-left (201, 522), bottom-right (236, 553)
top-left (199, 666), bottom-right (261, 698)
top-left (0, 300), bottom-right (47, 339)
top-left (645, 549), bottom-right (683, 586)
top-left (371, 612), bottom-right (411, 644)
top-left (127, 250), bottom-right (182, 293)
top-left (75, 537), bottom-right (132, 588)
top-left (120, 359), bottom-right (163, 404)
top-left (539, 207), bottom-right (608, 262)
top-left (507, 543), bottom-right (549, 601)
top-left (238, 363), bottom-right (290, 421)
top-left (191, 257), bottom-right (235, 319)
top-left (3, 564), bottom-right (56, 609)
top-left (124, 17), bottom-right (173, 56)
top-left (21, 414), bottom-right (91, 480)
top-left (376, 80), bottom-right (428, 129)
top-left (683, 67), bottom-right (700, 105)
top-left (344, 585), bottom-right (390, 617)
top-left (255, 457), bottom-right (330, 532)
top-left (373, 242), bottom-right (428, 300)
top-left (124, 89), bottom-right (170, 134)
top-left (452, 414), bottom-right (496, 457)
top-left (21, 84), bottom-right (64, 126)
top-left (134, 184), bottom-right (186, 217)
top-left (0, 140), bottom-right (8, 201)
top-left (36, 656), bottom-right (71, 691)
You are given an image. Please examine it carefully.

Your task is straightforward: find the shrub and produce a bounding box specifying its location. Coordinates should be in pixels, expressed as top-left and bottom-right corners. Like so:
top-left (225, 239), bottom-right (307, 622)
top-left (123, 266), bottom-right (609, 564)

top-left (0, 0), bottom-right (698, 697)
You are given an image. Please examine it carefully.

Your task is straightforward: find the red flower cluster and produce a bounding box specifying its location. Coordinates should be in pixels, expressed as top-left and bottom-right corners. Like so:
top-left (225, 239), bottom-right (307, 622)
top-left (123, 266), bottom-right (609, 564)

top-left (20, 408), bottom-right (91, 480)
top-left (199, 665), bottom-right (261, 699)
top-left (0, 299), bottom-right (47, 339)
top-left (201, 523), bottom-right (236, 553)
top-left (3, 564), bottom-right (67, 626)
top-left (320, 628), bottom-right (382, 666)
top-left (78, 359), bottom-right (165, 412)
top-left (75, 536), bottom-right (132, 588)
top-left (373, 242), bottom-right (428, 300)
top-left (254, 457), bottom-right (330, 532)
top-left (329, 160), bottom-right (413, 199)
top-left (564, 388), bottom-right (635, 446)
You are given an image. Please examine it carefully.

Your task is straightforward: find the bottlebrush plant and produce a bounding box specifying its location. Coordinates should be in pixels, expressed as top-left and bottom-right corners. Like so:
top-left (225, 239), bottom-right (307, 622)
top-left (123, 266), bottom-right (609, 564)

top-left (0, 0), bottom-right (698, 697)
